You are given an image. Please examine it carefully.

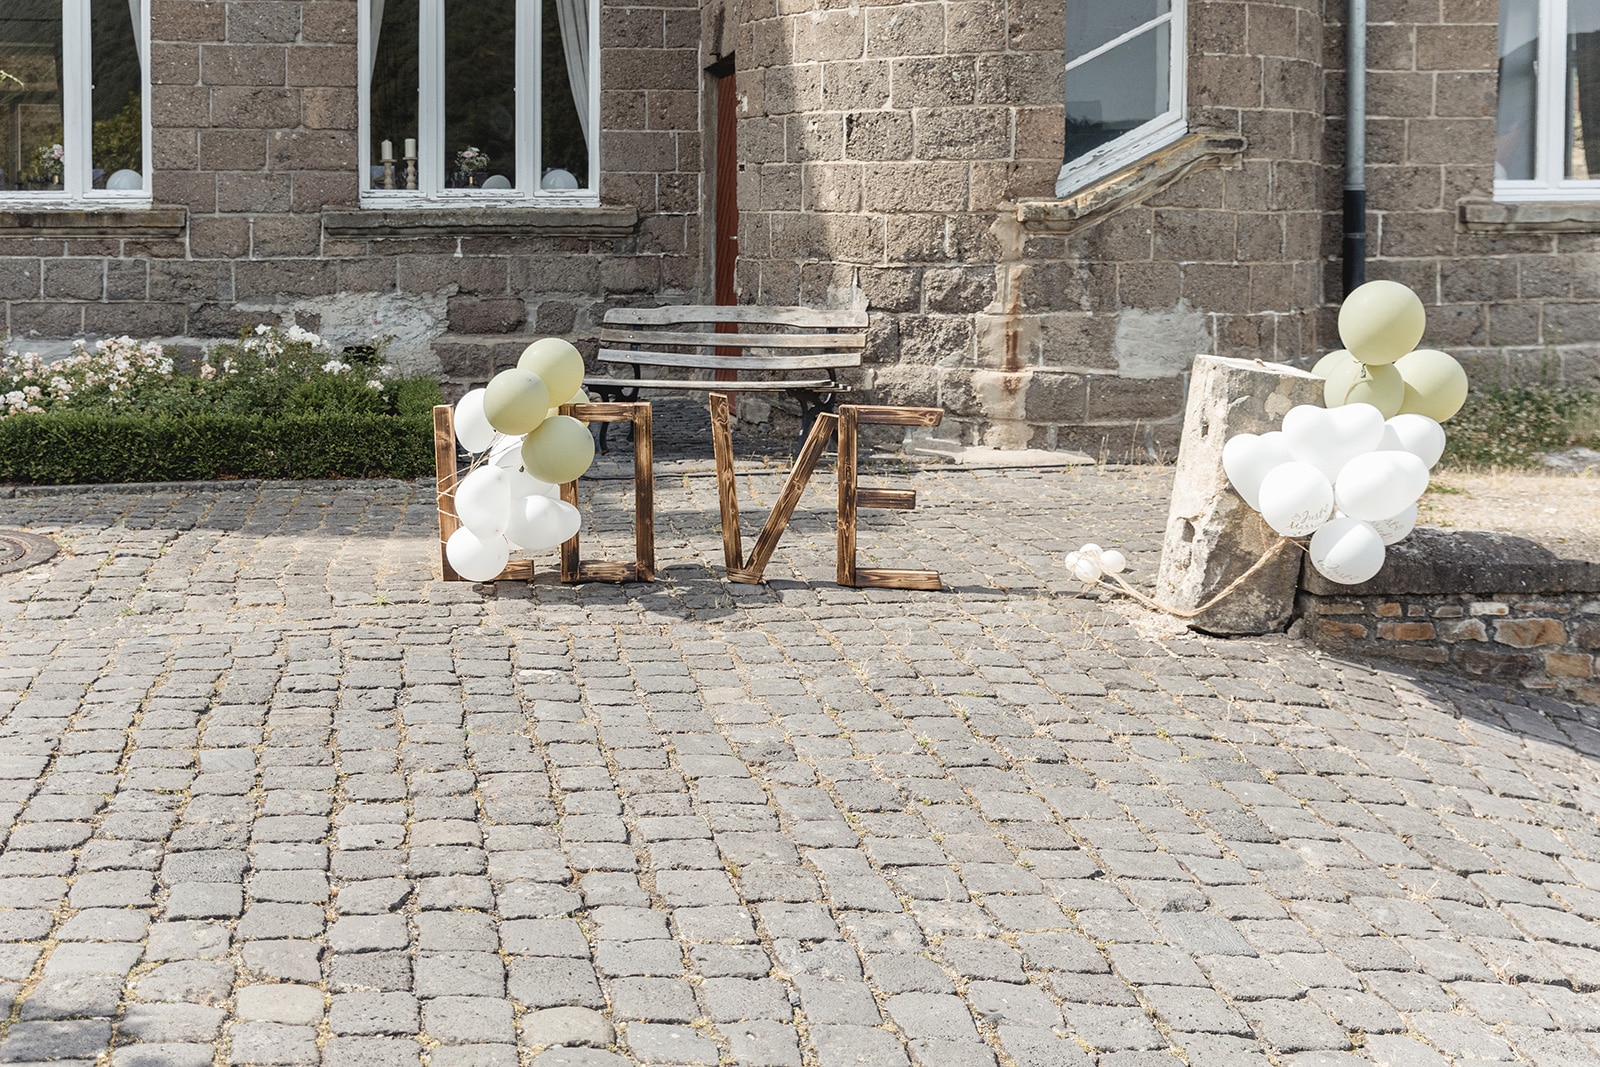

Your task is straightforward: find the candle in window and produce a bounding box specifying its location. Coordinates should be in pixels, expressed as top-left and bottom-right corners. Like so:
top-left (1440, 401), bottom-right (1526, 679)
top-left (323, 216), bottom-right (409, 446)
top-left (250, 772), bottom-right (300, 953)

top-left (404, 138), bottom-right (417, 158)
top-left (380, 139), bottom-right (393, 162)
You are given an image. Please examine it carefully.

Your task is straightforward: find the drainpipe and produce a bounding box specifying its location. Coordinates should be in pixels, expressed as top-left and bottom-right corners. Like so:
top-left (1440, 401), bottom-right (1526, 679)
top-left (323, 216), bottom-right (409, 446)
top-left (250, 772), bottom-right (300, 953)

top-left (1342, 0), bottom-right (1367, 297)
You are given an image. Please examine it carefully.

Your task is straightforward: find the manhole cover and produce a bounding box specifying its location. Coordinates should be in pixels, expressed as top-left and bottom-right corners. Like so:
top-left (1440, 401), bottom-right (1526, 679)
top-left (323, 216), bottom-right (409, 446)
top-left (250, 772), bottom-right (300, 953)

top-left (0, 530), bottom-right (58, 575)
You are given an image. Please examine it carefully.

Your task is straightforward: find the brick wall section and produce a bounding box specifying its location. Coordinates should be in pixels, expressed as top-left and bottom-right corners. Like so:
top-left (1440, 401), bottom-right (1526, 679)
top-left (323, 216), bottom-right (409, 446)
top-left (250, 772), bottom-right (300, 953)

top-left (1299, 591), bottom-right (1600, 704)
top-left (727, 0), bottom-right (1327, 454)
top-left (1321, 0), bottom-right (1600, 385)
top-left (1, 0), bottom-right (703, 401)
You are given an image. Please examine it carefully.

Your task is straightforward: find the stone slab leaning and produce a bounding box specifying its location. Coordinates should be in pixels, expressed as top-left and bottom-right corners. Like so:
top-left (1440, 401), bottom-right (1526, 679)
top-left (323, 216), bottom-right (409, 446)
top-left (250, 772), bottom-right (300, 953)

top-left (1156, 355), bottom-right (1325, 634)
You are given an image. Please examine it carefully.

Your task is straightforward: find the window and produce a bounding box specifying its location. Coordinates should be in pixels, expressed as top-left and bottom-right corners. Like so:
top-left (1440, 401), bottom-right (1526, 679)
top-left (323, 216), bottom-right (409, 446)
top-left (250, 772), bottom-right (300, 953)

top-left (359, 0), bottom-right (598, 206)
top-left (1496, 0), bottom-right (1600, 200)
top-left (1057, 0), bottom-right (1186, 196)
top-left (0, 0), bottom-right (150, 203)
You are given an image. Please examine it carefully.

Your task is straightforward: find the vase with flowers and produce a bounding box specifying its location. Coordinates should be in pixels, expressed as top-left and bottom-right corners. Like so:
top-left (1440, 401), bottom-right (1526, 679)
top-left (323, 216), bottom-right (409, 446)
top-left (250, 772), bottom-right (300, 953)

top-left (454, 146), bottom-right (488, 187)
top-left (33, 143), bottom-right (63, 188)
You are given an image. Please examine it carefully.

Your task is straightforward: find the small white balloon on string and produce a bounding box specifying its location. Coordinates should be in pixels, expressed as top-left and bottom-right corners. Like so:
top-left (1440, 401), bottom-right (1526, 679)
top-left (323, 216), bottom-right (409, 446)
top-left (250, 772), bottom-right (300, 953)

top-left (1065, 543), bottom-right (1127, 586)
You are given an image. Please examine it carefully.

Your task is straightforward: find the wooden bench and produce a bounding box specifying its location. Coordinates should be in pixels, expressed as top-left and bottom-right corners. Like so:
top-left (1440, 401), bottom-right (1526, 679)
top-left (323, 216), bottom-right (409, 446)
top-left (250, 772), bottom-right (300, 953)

top-left (583, 304), bottom-right (869, 449)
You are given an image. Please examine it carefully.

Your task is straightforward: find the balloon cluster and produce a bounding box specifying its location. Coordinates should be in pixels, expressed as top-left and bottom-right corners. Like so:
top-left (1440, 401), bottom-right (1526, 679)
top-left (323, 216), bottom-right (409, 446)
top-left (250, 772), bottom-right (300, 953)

top-left (1223, 281), bottom-right (1464, 586)
top-left (1064, 543), bottom-right (1127, 584)
top-left (1314, 280), bottom-right (1468, 422)
top-left (445, 338), bottom-right (594, 582)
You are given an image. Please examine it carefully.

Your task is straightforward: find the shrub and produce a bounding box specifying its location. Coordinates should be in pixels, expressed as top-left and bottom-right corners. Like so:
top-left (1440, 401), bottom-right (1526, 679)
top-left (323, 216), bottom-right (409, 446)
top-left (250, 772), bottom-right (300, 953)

top-left (1441, 383), bottom-right (1600, 469)
top-left (0, 326), bottom-right (442, 484)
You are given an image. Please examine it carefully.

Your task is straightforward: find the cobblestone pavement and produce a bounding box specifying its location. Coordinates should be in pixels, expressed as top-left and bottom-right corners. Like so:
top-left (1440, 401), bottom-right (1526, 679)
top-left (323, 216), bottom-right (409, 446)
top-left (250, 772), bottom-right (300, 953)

top-left (2, 448), bottom-right (1600, 1067)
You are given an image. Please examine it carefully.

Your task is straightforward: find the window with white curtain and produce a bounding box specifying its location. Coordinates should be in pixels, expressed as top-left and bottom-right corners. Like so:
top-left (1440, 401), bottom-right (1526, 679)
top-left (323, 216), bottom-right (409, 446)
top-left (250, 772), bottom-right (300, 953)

top-left (0, 0), bottom-right (150, 203)
top-left (360, 0), bottom-right (598, 205)
top-left (1056, 0), bottom-right (1186, 196)
top-left (1496, 0), bottom-right (1600, 200)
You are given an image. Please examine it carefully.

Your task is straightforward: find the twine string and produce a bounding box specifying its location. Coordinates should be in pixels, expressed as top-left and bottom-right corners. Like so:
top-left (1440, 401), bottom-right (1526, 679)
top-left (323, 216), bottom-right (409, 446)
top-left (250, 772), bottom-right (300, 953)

top-left (1086, 536), bottom-right (1299, 620)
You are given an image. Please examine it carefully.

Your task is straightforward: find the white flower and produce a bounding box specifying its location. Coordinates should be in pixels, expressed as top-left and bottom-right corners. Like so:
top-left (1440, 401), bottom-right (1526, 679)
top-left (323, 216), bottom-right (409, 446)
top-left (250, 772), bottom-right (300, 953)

top-left (255, 324), bottom-right (272, 335)
top-left (322, 359), bottom-right (351, 374)
top-left (366, 379), bottom-right (383, 390)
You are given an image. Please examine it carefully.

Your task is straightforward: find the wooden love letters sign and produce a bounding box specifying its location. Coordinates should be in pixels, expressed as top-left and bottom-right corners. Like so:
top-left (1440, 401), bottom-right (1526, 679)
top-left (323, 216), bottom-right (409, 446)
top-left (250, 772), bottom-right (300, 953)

top-left (710, 393), bottom-right (944, 589)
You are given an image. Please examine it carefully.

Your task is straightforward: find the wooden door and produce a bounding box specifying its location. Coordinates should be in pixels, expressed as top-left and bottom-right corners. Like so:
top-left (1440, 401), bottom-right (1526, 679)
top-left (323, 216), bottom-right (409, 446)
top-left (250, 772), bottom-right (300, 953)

top-left (711, 57), bottom-right (738, 380)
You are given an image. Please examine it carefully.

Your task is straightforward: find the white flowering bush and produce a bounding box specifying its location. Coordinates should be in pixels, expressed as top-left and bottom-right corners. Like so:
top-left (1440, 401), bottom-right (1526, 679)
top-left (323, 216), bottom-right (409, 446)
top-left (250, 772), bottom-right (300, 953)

top-left (1, 336), bottom-right (173, 416)
top-left (0, 325), bottom-right (422, 422)
top-left (0, 324), bottom-right (442, 484)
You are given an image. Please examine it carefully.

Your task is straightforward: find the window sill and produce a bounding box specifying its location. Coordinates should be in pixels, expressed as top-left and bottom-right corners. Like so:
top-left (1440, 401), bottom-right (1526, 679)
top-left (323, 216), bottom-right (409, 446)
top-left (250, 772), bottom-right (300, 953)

top-left (1458, 198), bottom-right (1600, 233)
top-left (323, 204), bottom-right (639, 238)
top-left (1017, 131), bottom-right (1246, 235)
top-left (0, 206), bottom-right (185, 238)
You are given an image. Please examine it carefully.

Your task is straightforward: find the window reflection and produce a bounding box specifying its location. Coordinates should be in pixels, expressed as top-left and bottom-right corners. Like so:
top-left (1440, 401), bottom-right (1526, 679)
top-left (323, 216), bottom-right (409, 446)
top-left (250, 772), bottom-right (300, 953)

top-left (0, 2), bottom-right (65, 192)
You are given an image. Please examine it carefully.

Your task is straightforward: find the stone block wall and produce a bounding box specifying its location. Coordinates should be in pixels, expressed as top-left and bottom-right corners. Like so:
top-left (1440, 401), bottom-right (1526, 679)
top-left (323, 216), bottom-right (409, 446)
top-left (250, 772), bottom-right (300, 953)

top-left (720, 0), bottom-right (1600, 451)
top-left (1296, 529), bottom-right (1600, 702)
top-left (1299, 592), bottom-right (1600, 705)
top-left (0, 0), bottom-right (704, 401)
top-left (720, 0), bottom-right (1329, 455)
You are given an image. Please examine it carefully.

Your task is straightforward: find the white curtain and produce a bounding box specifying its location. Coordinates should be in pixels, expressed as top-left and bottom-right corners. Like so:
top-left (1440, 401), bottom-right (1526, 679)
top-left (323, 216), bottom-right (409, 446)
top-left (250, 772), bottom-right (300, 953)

top-left (554, 0), bottom-right (590, 144)
top-left (369, 0), bottom-right (386, 78)
top-left (127, 0), bottom-right (145, 69)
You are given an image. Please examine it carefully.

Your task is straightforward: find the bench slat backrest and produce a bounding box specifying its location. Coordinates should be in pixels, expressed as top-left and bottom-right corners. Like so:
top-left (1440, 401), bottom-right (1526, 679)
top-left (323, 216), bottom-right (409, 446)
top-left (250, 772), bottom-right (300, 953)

top-left (605, 305), bottom-right (868, 329)
top-left (598, 304), bottom-right (869, 376)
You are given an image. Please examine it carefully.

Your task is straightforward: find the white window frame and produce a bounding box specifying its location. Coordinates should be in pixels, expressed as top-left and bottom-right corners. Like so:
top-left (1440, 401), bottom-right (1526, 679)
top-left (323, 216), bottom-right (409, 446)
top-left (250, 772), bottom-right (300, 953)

top-left (1495, 0), bottom-right (1600, 201)
top-left (0, 0), bottom-right (152, 208)
top-left (358, 0), bottom-right (600, 208)
top-left (1056, 3), bottom-right (1187, 197)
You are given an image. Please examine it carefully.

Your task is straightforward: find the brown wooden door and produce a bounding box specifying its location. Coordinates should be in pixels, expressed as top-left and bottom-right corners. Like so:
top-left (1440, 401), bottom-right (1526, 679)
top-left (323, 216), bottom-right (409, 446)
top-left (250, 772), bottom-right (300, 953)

top-left (711, 57), bottom-right (738, 381)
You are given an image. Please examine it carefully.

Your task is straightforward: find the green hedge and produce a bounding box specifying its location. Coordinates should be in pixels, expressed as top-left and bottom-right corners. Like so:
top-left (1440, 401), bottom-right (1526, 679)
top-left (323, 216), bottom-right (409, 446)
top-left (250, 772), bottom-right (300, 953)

top-left (0, 411), bottom-right (437, 484)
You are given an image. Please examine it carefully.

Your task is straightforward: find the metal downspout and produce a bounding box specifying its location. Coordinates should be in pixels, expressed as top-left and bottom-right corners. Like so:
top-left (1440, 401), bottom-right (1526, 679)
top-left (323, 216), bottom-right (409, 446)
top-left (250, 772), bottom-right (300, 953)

top-left (1343, 0), bottom-right (1367, 296)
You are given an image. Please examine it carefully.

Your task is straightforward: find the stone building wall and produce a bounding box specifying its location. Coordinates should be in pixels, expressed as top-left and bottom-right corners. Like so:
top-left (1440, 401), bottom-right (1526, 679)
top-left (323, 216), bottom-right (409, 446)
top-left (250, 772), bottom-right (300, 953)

top-left (3, 0), bottom-right (1599, 443)
top-left (0, 0), bottom-right (705, 400)
top-left (720, 0), bottom-right (1328, 456)
top-left (720, 0), bottom-right (1600, 453)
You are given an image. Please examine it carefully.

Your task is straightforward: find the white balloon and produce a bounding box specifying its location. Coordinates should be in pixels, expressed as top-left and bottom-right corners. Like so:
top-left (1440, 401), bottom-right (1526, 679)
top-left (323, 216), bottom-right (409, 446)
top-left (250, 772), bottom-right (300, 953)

top-left (445, 527), bottom-right (510, 582)
top-left (1080, 543), bottom-right (1103, 557)
top-left (508, 467), bottom-right (559, 503)
top-left (1371, 503), bottom-right (1418, 545)
top-left (489, 434), bottom-right (526, 469)
top-left (1100, 549), bottom-right (1127, 574)
top-left (1063, 551), bottom-right (1081, 569)
top-left (1309, 517), bottom-right (1386, 585)
top-left (506, 496), bottom-right (583, 551)
top-left (1256, 461), bottom-right (1335, 536)
top-left (1073, 557), bottom-right (1103, 582)
top-left (1282, 403), bottom-right (1386, 481)
top-left (1379, 413), bottom-right (1447, 469)
top-left (454, 389), bottom-right (496, 453)
top-left (1222, 430), bottom-right (1294, 510)
top-left (1334, 450), bottom-right (1429, 522)
top-left (453, 465), bottom-right (511, 539)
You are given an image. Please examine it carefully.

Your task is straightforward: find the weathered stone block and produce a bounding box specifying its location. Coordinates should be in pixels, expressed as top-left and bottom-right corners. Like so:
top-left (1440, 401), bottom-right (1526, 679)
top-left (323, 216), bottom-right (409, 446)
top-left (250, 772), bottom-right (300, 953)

top-left (1438, 618), bottom-right (1488, 642)
top-left (1544, 652), bottom-right (1594, 678)
top-left (447, 297), bottom-right (526, 335)
top-left (200, 44), bottom-right (286, 86)
top-left (1459, 648), bottom-right (1538, 678)
top-left (1494, 618), bottom-right (1566, 648)
top-left (1155, 355), bottom-right (1324, 634)
top-left (1377, 622), bottom-right (1435, 641)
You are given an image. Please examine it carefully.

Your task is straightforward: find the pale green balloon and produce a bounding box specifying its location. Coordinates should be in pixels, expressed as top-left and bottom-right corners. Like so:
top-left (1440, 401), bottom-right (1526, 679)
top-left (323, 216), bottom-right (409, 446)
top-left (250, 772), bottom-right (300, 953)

top-left (482, 368), bottom-right (551, 435)
top-left (1338, 280), bottom-right (1426, 366)
top-left (1324, 358), bottom-right (1404, 418)
top-left (1312, 349), bottom-right (1355, 379)
top-left (1395, 348), bottom-right (1468, 422)
top-left (521, 415), bottom-right (595, 484)
top-left (518, 337), bottom-right (585, 407)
